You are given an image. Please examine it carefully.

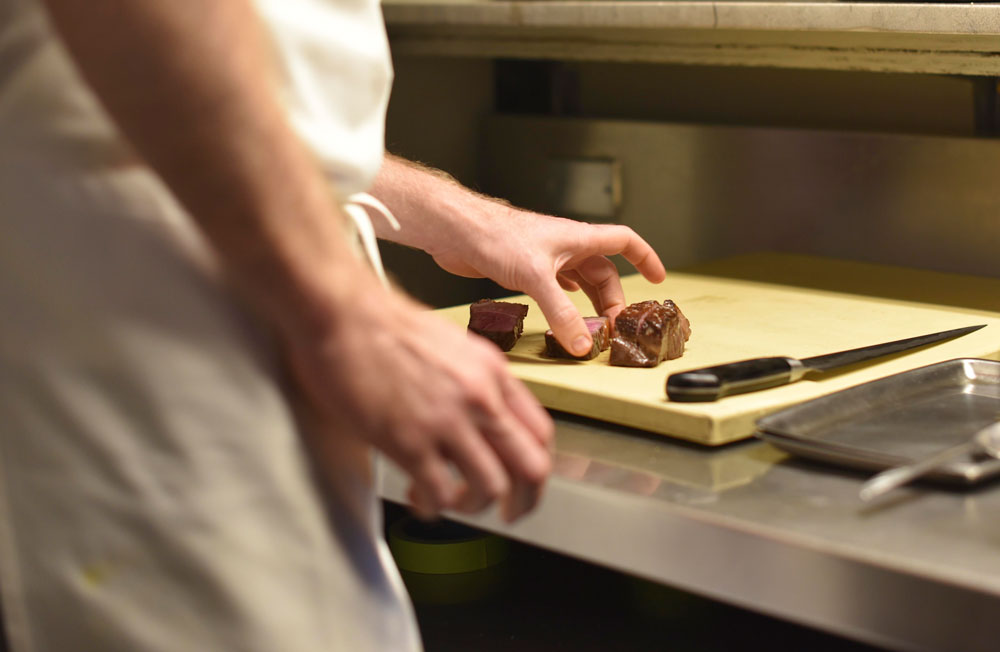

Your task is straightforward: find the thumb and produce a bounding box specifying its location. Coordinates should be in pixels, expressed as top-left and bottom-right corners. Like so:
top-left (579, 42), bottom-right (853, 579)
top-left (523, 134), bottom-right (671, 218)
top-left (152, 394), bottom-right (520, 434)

top-left (532, 279), bottom-right (591, 356)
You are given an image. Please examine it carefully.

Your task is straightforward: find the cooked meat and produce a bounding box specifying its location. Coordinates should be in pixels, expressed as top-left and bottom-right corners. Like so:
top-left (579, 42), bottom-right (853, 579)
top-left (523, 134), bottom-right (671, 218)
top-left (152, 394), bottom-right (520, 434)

top-left (543, 316), bottom-right (611, 361)
top-left (468, 299), bottom-right (529, 351)
top-left (610, 300), bottom-right (691, 367)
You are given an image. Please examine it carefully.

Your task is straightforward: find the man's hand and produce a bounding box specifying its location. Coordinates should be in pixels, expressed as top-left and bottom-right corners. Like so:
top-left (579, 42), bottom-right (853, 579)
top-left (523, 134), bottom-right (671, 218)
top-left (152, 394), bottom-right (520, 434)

top-left (284, 278), bottom-right (553, 522)
top-left (431, 208), bottom-right (666, 357)
top-left (370, 156), bottom-right (667, 358)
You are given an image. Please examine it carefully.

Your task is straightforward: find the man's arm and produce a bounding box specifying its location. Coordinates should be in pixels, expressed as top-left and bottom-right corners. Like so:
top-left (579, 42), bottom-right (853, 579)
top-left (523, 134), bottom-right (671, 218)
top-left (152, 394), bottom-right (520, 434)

top-left (41, 0), bottom-right (553, 522)
top-left (41, 1), bottom-right (357, 329)
top-left (370, 154), bottom-right (668, 357)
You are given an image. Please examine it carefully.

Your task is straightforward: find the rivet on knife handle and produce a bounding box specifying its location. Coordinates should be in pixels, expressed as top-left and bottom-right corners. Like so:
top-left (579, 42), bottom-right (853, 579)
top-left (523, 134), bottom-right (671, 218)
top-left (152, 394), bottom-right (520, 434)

top-left (666, 357), bottom-right (808, 402)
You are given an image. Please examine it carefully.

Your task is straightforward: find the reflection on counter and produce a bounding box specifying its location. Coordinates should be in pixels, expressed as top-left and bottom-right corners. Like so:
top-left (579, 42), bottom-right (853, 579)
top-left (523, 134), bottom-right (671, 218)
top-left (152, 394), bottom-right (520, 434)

top-left (551, 412), bottom-right (787, 498)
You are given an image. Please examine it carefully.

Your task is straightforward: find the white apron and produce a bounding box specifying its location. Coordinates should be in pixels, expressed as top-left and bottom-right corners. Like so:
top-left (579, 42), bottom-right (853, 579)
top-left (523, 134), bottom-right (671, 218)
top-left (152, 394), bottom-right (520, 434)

top-left (0, 1), bottom-right (419, 650)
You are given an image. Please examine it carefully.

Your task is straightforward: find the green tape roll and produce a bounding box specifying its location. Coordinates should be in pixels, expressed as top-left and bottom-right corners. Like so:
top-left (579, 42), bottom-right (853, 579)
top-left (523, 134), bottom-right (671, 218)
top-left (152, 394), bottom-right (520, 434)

top-left (388, 518), bottom-right (509, 575)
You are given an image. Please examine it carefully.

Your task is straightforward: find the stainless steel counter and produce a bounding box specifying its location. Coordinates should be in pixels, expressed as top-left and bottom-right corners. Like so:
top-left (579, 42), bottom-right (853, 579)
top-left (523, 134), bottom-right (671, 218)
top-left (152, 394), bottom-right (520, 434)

top-left (379, 411), bottom-right (1000, 652)
top-left (384, 1), bottom-right (1000, 75)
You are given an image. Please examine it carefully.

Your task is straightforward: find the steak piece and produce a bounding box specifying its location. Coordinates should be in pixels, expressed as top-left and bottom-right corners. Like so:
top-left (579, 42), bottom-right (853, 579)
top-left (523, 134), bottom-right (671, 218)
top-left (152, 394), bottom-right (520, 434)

top-left (468, 299), bottom-right (529, 351)
top-left (610, 300), bottom-right (691, 367)
top-left (544, 316), bottom-right (610, 361)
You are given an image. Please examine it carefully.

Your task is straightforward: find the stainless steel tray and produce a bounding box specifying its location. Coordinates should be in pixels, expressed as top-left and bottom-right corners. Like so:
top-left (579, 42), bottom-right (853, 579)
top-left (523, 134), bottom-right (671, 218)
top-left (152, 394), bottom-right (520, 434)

top-left (755, 358), bottom-right (1000, 484)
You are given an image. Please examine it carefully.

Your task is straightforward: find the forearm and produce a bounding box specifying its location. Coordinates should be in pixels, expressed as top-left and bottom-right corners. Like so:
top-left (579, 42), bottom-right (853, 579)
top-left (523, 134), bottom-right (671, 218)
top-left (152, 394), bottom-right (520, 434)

top-left (42, 0), bottom-right (369, 337)
top-left (369, 154), bottom-right (503, 256)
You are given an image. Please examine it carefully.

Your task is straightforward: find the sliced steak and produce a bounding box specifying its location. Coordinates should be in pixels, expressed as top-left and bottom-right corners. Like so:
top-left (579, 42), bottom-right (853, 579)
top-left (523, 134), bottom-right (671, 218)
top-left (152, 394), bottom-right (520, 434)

top-left (468, 299), bottom-right (529, 351)
top-left (544, 316), bottom-right (611, 361)
top-left (610, 300), bottom-right (691, 367)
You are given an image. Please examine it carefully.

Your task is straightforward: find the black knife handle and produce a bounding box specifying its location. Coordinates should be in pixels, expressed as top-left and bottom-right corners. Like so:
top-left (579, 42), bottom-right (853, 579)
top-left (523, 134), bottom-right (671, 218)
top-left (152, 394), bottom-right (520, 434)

top-left (666, 357), bottom-right (797, 402)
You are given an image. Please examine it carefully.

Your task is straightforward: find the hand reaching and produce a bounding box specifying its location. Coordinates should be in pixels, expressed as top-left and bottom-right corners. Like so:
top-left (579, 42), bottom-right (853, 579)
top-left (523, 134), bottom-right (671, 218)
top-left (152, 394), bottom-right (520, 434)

top-left (430, 206), bottom-right (667, 357)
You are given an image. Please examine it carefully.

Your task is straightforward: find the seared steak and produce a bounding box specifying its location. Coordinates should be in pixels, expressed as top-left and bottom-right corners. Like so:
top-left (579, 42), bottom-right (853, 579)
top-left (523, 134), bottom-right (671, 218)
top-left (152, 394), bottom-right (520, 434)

top-left (610, 300), bottom-right (691, 367)
top-left (468, 299), bottom-right (529, 351)
top-left (544, 316), bottom-right (610, 361)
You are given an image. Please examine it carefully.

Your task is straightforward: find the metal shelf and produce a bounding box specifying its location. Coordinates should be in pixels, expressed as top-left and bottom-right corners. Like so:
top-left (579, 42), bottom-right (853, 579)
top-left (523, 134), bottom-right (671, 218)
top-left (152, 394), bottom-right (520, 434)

top-left (383, 1), bottom-right (1000, 75)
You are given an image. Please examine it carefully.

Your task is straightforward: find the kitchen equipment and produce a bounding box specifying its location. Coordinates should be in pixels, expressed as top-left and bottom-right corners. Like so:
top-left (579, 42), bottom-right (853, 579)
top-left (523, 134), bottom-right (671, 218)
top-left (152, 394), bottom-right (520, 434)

top-left (756, 359), bottom-right (1000, 484)
top-left (434, 254), bottom-right (1000, 445)
top-left (859, 421), bottom-right (1000, 501)
top-left (666, 324), bottom-right (985, 402)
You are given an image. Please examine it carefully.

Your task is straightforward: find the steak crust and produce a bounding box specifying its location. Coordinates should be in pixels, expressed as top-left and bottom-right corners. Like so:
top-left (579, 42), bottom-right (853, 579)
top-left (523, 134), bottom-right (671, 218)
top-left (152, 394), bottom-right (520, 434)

top-left (468, 299), bottom-right (529, 351)
top-left (609, 300), bottom-right (691, 367)
top-left (543, 316), bottom-right (610, 361)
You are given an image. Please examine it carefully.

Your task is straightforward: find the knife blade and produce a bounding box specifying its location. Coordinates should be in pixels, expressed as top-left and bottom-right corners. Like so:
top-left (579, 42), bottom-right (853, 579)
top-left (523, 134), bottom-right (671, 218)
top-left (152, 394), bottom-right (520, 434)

top-left (666, 324), bottom-right (986, 402)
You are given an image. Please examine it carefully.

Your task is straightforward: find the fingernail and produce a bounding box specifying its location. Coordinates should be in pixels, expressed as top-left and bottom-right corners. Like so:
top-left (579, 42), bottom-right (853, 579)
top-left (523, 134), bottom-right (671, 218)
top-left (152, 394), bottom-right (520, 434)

top-left (572, 336), bottom-right (591, 355)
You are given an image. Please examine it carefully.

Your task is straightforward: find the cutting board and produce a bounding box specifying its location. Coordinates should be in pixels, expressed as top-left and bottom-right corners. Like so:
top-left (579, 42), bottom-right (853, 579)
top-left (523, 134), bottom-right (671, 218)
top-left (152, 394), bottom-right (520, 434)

top-left (434, 253), bottom-right (1000, 445)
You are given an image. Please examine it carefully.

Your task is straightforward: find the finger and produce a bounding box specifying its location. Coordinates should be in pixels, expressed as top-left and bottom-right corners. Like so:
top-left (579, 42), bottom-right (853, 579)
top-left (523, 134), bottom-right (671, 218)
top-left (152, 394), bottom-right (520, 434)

top-left (559, 269), bottom-right (600, 312)
top-left (481, 364), bottom-right (553, 522)
top-left (572, 256), bottom-right (628, 321)
top-left (500, 372), bottom-right (554, 450)
top-left (476, 410), bottom-right (551, 522)
top-left (559, 258), bottom-right (625, 320)
top-left (581, 224), bottom-right (667, 284)
top-left (440, 426), bottom-right (511, 514)
top-left (406, 452), bottom-right (461, 516)
top-left (530, 277), bottom-right (592, 357)
top-left (407, 484), bottom-right (437, 521)
top-left (557, 272), bottom-right (581, 292)
top-left (477, 411), bottom-right (551, 484)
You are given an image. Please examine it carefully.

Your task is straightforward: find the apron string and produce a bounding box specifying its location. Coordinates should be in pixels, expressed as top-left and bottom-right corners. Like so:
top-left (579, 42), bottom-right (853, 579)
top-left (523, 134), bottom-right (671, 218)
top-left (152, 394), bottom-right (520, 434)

top-left (342, 192), bottom-right (400, 288)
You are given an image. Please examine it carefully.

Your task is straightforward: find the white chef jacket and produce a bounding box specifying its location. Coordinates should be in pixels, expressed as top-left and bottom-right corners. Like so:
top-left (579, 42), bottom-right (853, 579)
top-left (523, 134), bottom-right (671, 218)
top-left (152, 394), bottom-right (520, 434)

top-left (0, 0), bottom-right (421, 650)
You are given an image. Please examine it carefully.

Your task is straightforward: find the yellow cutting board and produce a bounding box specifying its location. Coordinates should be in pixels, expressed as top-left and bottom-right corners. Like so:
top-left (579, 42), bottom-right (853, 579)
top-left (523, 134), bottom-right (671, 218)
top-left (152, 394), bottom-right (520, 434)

top-left (435, 253), bottom-right (1000, 445)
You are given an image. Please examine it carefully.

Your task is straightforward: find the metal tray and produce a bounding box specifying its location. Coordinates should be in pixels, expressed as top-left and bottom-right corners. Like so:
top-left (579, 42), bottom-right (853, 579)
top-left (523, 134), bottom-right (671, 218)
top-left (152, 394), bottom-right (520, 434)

top-left (755, 358), bottom-right (1000, 484)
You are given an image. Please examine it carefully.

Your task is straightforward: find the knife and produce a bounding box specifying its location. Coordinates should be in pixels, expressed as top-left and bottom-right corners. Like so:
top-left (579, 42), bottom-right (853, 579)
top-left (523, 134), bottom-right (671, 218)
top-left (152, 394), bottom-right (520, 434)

top-left (666, 324), bottom-right (986, 402)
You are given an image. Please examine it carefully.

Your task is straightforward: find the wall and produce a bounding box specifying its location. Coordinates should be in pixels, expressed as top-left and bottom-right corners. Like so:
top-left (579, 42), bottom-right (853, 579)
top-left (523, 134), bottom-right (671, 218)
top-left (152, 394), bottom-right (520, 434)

top-left (383, 56), bottom-right (1000, 306)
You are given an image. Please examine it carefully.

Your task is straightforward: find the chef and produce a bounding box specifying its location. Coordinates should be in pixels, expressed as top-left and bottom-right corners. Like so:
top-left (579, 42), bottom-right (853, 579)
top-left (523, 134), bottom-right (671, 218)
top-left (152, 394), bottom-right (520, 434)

top-left (0, 0), bottom-right (666, 649)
